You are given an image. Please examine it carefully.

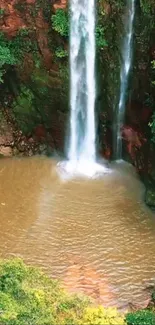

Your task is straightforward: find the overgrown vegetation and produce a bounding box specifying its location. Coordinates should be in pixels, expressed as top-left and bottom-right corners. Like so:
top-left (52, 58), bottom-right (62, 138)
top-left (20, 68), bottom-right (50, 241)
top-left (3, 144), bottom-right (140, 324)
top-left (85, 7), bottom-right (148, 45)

top-left (0, 259), bottom-right (126, 325)
top-left (12, 86), bottom-right (37, 134)
top-left (1, 259), bottom-right (155, 325)
top-left (51, 8), bottom-right (108, 52)
top-left (51, 9), bottom-right (69, 37)
top-left (0, 31), bottom-right (38, 83)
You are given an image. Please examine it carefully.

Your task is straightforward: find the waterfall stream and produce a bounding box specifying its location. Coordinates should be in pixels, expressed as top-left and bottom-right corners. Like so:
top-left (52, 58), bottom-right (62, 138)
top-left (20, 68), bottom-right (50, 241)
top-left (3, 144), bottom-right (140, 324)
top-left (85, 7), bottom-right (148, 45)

top-left (115, 0), bottom-right (135, 160)
top-left (59, 0), bottom-right (108, 177)
top-left (69, 0), bottom-right (96, 163)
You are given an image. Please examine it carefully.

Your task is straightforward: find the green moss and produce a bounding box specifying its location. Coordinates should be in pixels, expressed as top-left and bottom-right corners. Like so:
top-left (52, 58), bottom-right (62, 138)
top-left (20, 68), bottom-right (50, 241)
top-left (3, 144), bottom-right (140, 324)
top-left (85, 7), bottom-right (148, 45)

top-left (12, 86), bottom-right (37, 134)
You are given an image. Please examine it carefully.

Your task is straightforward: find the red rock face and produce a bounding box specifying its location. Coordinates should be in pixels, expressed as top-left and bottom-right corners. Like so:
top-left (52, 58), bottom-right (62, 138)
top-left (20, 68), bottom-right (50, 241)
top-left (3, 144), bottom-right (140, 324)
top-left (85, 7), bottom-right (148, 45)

top-left (0, 0), bottom-right (54, 68)
top-left (53, 0), bottom-right (68, 11)
top-left (0, 0), bottom-right (26, 36)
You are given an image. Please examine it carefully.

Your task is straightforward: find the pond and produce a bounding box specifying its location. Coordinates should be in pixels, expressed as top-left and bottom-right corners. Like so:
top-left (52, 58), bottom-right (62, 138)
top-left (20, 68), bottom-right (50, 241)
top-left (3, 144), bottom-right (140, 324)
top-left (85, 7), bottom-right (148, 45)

top-left (0, 157), bottom-right (155, 310)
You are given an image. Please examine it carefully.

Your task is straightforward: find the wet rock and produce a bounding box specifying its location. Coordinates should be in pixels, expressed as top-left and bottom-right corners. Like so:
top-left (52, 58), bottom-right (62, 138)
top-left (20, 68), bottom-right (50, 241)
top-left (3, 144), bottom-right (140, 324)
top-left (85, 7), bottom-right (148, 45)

top-left (0, 0), bottom-right (26, 36)
top-left (128, 298), bottom-right (151, 312)
top-left (0, 146), bottom-right (13, 157)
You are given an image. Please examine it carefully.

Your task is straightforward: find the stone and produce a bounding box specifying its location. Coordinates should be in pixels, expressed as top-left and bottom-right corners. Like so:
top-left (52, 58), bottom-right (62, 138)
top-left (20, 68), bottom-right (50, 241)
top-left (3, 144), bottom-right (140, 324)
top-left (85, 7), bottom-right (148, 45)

top-left (0, 146), bottom-right (13, 157)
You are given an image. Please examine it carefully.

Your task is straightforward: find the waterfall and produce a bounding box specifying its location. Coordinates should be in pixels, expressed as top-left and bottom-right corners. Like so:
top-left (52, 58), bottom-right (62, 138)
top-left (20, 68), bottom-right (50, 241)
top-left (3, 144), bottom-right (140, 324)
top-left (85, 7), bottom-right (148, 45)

top-left (115, 0), bottom-right (135, 160)
top-left (68, 0), bottom-right (96, 163)
top-left (59, 0), bottom-right (108, 178)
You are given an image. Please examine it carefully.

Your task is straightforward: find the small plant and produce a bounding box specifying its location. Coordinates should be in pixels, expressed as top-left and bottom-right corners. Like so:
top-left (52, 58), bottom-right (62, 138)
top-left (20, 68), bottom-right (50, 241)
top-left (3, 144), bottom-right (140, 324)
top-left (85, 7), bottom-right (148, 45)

top-left (17, 27), bottom-right (30, 37)
top-left (0, 8), bottom-right (5, 17)
top-left (96, 25), bottom-right (108, 50)
top-left (126, 310), bottom-right (155, 325)
top-left (55, 47), bottom-right (68, 58)
top-left (51, 9), bottom-right (69, 37)
top-left (140, 0), bottom-right (151, 15)
top-left (0, 44), bottom-right (16, 82)
top-left (12, 86), bottom-right (37, 134)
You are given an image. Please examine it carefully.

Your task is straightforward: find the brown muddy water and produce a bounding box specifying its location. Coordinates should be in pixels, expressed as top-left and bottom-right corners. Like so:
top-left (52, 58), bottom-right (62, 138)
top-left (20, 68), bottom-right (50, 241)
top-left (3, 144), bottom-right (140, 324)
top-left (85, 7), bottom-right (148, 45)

top-left (0, 157), bottom-right (155, 309)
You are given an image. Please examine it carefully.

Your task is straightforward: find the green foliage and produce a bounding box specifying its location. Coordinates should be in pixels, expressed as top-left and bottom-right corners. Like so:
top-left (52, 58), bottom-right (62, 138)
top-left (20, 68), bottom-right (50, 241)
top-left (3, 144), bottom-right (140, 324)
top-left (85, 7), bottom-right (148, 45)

top-left (51, 9), bottom-right (69, 37)
top-left (96, 26), bottom-right (108, 50)
top-left (140, 0), bottom-right (152, 15)
top-left (0, 40), bottom-right (16, 83)
top-left (0, 259), bottom-right (127, 325)
top-left (79, 306), bottom-right (126, 325)
top-left (12, 86), bottom-right (37, 134)
top-left (126, 310), bottom-right (155, 325)
top-left (0, 258), bottom-right (88, 325)
top-left (17, 28), bottom-right (30, 37)
top-left (0, 31), bottom-right (39, 83)
top-left (55, 47), bottom-right (68, 58)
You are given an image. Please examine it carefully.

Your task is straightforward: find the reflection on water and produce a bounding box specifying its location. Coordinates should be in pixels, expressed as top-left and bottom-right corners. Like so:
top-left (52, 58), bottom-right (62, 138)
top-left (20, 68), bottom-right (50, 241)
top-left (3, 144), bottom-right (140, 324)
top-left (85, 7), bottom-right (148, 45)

top-left (0, 157), bottom-right (155, 309)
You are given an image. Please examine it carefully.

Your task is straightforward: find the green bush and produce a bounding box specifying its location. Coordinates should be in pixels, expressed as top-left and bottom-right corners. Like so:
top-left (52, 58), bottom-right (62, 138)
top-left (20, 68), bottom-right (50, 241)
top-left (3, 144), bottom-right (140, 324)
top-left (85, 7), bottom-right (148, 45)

top-left (126, 310), bottom-right (155, 325)
top-left (0, 43), bottom-right (16, 83)
top-left (12, 86), bottom-right (37, 134)
top-left (140, 0), bottom-right (152, 15)
top-left (55, 47), bottom-right (68, 58)
top-left (0, 258), bottom-right (89, 325)
top-left (96, 25), bottom-right (108, 50)
top-left (51, 9), bottom-right (69, 37)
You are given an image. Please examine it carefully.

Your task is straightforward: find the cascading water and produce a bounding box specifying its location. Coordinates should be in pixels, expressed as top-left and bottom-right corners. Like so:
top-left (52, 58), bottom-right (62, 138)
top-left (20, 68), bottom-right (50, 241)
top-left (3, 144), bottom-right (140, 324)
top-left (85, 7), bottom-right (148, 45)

top-left (115, 0), bottom-right (135, 160)
top-left (69, 0), bottom-right (96, 163)
top-left (59, 0), bottom-right (108, 177)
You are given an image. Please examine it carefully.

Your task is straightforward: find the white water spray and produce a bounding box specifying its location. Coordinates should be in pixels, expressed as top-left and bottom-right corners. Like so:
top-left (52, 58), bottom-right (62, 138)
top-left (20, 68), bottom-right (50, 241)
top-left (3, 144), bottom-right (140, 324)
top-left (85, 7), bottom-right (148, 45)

top-left (69, 0), bottom-right (96, 162)
top-left (58, 0), bottom-right (109, 178)
top-left (115, 0), bottom-right (135, 160)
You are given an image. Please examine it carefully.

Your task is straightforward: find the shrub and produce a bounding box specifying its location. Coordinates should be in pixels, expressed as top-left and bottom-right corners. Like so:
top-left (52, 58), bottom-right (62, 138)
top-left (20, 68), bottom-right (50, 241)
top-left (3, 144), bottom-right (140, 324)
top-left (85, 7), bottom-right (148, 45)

top-left (126, 310), bottom-right (155, 325)
top-left (55, 47), bottom-right (68, 58)
top-left (0, 258), bottom-right (127, 325)
top-left (51, 9), bottom-right (69, 37)
top-left (0, 258), bottom-right (89, 325)
top-left (79, 306), bottom-right (126, 325)
top-left (96, 26), bottom-right (108, 50)
top-left (0, 43), bottom-right (16, 82)
top-left (12, 86), bottom-right (37, 134)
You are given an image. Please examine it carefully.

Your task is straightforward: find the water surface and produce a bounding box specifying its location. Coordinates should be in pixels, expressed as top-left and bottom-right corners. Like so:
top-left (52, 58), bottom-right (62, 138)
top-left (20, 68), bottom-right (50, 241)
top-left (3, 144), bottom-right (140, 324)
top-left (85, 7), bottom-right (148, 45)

top-left (0, 157), bottom-right (155, 309)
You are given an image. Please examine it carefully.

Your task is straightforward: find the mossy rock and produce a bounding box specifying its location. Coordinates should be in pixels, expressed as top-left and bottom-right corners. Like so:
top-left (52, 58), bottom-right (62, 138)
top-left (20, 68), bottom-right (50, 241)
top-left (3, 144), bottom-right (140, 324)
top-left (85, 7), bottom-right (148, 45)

top-left (145, 187), bottom-right (155, 208)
